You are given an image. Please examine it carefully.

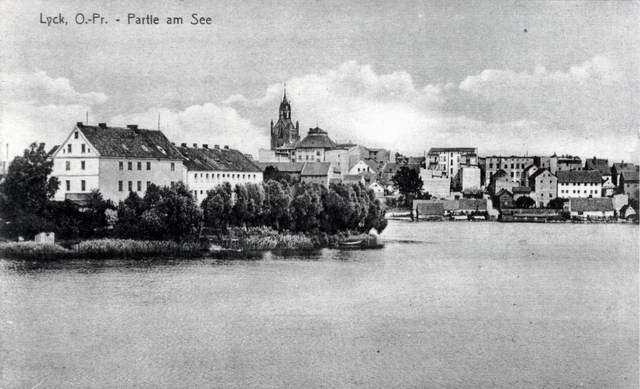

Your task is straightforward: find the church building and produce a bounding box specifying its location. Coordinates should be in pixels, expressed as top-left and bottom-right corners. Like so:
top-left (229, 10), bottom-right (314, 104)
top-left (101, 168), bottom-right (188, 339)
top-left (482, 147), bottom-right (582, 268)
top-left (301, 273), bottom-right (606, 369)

top-left (270, 87), bottom-right (300, 150)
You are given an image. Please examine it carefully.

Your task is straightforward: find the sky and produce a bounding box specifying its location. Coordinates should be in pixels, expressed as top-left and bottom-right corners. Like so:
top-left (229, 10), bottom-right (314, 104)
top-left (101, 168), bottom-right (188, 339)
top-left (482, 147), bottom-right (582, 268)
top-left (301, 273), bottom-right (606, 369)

top-left (1, 0), bottom-right (638, 162)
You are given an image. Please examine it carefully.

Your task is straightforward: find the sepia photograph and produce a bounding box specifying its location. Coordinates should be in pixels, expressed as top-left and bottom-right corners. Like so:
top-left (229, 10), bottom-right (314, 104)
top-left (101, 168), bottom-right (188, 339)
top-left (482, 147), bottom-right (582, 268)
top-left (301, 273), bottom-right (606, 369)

top-left (0, 0), bottom-right (638, 388)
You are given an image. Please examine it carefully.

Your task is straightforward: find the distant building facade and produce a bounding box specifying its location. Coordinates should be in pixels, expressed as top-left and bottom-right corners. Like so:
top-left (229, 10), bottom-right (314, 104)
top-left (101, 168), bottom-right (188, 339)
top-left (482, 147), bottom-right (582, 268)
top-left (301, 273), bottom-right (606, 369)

top-left (426, 147), bottom-right (478, 179)
top-left (557, 170), bottom-right (602, 198)
top-left (528, 168), bottom-right (557, 207)
top-left (484, 155), bottom-right (535, 185)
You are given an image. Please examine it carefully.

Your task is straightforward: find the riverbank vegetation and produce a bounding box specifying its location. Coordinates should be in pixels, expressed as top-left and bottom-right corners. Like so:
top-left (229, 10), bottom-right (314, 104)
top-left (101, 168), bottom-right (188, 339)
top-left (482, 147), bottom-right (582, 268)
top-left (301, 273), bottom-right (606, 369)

top-left (0, 143), bottom-right (387, 260)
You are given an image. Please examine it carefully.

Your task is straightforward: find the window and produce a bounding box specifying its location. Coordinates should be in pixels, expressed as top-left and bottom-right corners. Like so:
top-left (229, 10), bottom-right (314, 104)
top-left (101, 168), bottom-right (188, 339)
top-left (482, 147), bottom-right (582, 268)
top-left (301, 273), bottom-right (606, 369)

top-left (65, 161), bottom-right (70, 171)
top-left (81, 161), bottom-right (85, 170)
top-left (128, 181), bottom-right (132, 192)
top-left (65, 180), bottom-right (70, 191)
top-left (146, 162), bottom-right (151, 170)
top-left (137, 181), bottom-right (142, 191)
top-left (146, 181), bottom-right (151, 189)
top-left (118, 181), bottom-right (123, 192)
top-left (171, 162), bottom-right (175, 171)
top-left (74, 131), bottom-right (79, 139)
top-left (316, 151), bottom-right (321, 156)
top-left (170, 181), bottom-right (175, 187)
top-left (128, 161), bottom-right (132, 170)
top-left (119, 161), bottom-right (124, 171)
top-left (137, 162), bottom-right (142, 170)
top-left (81, 180), bottom-right (86, 191)
top-left (67, 144), bottom-right (72, 153)
top-left (81, 144), bottom-right (86, 153)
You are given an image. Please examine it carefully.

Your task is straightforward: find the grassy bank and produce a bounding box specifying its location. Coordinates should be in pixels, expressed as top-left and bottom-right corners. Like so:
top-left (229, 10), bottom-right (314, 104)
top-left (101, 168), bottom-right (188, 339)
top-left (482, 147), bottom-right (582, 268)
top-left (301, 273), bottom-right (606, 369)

top-left (0, 239), bottom-right (202, 260)
top-left (0, 230), bottom-right (382, 261)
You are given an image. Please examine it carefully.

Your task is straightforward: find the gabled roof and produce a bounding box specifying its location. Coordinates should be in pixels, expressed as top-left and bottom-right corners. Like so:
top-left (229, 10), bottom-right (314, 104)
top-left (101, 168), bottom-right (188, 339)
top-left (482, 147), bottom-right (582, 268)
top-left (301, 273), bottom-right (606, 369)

top-left (256, 162), bottom-right (304, 173)
top-left (76, 124), bottom-right (183, 160)
top-left (295, 127), bottom-right (336, 149)
top-left (529, 168), bottom-right (555, 181)
top-left (570, 197), bottom-right (614, 212)
top-left (612, 162), bottom-right (636, 171)
top-left (496, 188), bottom-right (513, 197)
top-left (512, 186), bottom-right (531, 194)
top-left (178, 146), bottom-right (261, 172)
top-left (584, 158), bottom-right (610, 175)
top-left (621, 169), bottom-right (639, 183)
top-left (301, 162), bottom-right (331, 176)
top-left (557, 170), bottom-right (601, 183)
top-left (493, 169), bottom-right (509, 178)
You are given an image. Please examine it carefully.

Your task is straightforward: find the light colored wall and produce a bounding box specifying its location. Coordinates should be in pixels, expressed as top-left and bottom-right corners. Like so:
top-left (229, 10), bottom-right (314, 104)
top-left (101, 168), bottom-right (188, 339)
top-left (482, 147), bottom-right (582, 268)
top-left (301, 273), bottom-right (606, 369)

top-left (532, 171), bottom-right (557, 206)
top-left (187, 170), bottom-right (264, 204)
top-left (295, 148), bottom-right (324, 162)
top-left (99, 158), bottom-right (185, 203)
top-left (349, 160), bottom-right (373, 175)
top-left (558, 182), bottom-right (602, 198)
top-left (461, 166), bottom-right (481, 190)
top-left (52, 157), bottom-right (100, 200)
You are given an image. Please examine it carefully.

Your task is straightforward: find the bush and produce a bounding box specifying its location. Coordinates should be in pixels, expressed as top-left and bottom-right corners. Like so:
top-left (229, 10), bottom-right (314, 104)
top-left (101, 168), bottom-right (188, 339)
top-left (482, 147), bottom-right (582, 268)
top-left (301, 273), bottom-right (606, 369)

top-left (0, 242), bottom-right (70, 260)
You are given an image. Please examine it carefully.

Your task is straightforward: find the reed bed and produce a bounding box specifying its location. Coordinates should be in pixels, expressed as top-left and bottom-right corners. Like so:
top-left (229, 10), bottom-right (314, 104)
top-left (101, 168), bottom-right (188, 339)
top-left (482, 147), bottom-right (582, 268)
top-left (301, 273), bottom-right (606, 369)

top-left (0, 239), bottom-right (202, 260)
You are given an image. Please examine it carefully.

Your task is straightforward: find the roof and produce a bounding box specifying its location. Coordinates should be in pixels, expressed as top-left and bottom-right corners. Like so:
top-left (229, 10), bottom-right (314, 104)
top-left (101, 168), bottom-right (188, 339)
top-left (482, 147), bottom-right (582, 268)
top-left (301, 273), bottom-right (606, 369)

top-left (496, 189), bottom-right (513, 197)
top-left (612, 162), bottom-right (636, 171)
top-left (47, 145), bottom-right (59, 157)
top-left (301, 162), bottom-right (331, 176)
top-left (382, 162), bottom-right (420, 175)
top-left (343, 174), bottom-right (364, 183)
top-left (178, 146), bottom-right (261, 172)
top-left (529, 168), bottom-right (554, 181)
top-left (557, 170), bottom-right (601, 184)
top-left (427, 147), bottom-right (476, 154)
top-left (295, 127), bottom-right (337, 149)
top-left (492, 169), bottom-right (509, 178)
top-left (415, 202), bottom-right (445, 216)
top-left (621, 169), bottom-right (639, 183)
top-left (585, 158), bottom-right (610, 175)
top-left (570, 197), bottom-right (614, 212)
top-left (77, 124), bottom-right (183, 160)
top-left (512, 186), bottom-right (531, 194)
top-left (256, 162), bottom-right (304, 173)
top-left (459, 198), bottom-right (487, 211)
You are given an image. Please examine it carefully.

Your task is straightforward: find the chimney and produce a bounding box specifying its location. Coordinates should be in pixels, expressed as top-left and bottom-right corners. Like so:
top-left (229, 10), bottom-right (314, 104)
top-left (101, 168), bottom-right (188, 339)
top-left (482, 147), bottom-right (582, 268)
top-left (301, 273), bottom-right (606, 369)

top-left (126, 124), bottom-right (138, 130)
top-left (224, 145), bottom-right (229, 150)
top-left (76, 121), bottom-right (83, 127)
top-left (202, 144), bottom-right (209, 149)
top-left (181, 143), bottom-right (187, 147)
top-left (214, 144), bottom-right (219, 149)
top-left (193, 143), bottom-right (198, 148)
top-left (98, 122), bottom-right (107, 128)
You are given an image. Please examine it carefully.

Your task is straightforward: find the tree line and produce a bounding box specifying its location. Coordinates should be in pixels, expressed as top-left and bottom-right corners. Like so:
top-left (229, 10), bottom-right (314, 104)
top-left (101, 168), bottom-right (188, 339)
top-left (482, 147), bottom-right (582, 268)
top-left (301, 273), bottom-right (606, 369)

top-left (0, 143), bottom-right (387, 241)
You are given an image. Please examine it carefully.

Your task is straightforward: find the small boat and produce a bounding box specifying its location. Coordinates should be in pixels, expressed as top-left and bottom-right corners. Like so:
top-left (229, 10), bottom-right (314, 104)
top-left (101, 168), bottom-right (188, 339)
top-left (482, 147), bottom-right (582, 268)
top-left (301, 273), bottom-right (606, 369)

top-left (339, 240), bottom-right (364, 249)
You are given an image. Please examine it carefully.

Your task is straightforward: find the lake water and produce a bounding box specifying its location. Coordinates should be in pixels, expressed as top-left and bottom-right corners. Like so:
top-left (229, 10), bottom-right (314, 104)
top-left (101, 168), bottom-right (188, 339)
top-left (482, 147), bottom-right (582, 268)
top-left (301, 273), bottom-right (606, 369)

top-left (1, 221), bottom-right (638, 388)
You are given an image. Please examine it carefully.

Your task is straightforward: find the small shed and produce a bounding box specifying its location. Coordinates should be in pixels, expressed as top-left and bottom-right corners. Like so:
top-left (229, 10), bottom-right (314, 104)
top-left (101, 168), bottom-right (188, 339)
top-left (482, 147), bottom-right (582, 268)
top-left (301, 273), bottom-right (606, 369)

top-left (35, 232), bottom-right (55, 244)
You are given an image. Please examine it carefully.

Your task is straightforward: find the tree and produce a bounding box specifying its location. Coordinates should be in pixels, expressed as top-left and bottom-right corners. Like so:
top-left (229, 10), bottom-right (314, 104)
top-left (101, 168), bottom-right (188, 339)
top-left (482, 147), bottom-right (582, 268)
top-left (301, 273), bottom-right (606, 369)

top-left (201, 182), bottom-right (233, 231)
top-left (245, 182), bottom-right (264, 225)
top-left (0, 143), bottom-right (60, 239)
top-left (263, 166), bottom-right (296, 184)
top-left (262, 180), bottom-right (291, 230)
top-left (547, 197), bottom-right (567, 209)
top-left (392, 166), bottom-right (423, 207)
top-left (515, 196), bottom-right (535, 209)
top-left (232, 184), bottom-right (250, 226)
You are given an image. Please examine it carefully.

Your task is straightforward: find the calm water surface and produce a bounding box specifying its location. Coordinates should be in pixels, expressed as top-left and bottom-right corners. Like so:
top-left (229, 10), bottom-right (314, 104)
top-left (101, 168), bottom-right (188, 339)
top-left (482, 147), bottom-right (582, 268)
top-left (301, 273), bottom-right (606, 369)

top-left (1, 221), bottom-right (638, 388)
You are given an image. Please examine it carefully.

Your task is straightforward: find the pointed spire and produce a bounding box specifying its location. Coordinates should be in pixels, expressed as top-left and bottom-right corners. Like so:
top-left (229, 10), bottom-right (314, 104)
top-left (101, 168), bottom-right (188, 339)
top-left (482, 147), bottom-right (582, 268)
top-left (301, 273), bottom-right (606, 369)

top-left (283, 82), bottom-right (287, 102)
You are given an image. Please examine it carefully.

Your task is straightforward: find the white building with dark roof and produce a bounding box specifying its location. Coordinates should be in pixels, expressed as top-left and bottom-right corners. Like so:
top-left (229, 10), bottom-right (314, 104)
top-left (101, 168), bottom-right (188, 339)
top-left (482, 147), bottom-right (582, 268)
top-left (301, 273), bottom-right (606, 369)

top-left (557, 170), bottom-right (602, 198)
top-left (51, 122), bottom-right (185, 203)
top-left (178, 143), bottom-right (263, 204)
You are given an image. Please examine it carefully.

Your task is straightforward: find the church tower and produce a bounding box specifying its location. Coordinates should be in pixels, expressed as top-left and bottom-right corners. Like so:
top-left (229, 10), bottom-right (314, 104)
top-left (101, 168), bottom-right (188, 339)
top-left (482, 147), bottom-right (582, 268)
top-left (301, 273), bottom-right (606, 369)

top-left (270, 86), bottom-right (300, 150)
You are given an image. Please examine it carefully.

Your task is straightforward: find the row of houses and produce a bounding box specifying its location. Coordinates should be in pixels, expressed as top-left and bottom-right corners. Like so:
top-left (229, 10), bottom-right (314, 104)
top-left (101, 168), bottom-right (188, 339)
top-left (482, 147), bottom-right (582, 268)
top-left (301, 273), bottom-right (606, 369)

top-left (50, 122), bottom-right (263, 205)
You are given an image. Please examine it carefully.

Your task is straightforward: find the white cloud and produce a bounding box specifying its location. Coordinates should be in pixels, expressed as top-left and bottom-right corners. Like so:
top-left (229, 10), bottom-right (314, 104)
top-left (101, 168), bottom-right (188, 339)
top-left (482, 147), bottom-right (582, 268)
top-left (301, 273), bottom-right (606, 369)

top-left (0, 71), bottom-right (108, 106)
top-left (109, 103), bottom-right (267, 156)
top-left (0, 71), bottom-right (107, 158)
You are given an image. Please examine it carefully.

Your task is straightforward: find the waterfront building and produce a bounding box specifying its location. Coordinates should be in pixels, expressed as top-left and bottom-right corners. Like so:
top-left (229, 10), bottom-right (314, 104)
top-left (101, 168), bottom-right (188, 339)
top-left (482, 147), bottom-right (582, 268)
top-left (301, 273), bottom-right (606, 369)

top-left (557, 170), bottom-right (602, 198)
top-left (426, 147), bottom-right (477, 179)
top-left (484, 155), bottom-right (535, 185)
top-left (489, 169), bottom-right (513, 196)
top-left (528, 168), bottom-right (558, 207)
top-left (178, 144), bottom-right (263, 204)
top-left (419, 168), bottom-right (451, 199)
top-left (460, 166), bottom-right (481, 191)
top-left (495, 189), bottom-right (514, 209)
top-left (566, 197), bottom-right (614, 219)
top-left (50, 122), bottom-right (185, 203)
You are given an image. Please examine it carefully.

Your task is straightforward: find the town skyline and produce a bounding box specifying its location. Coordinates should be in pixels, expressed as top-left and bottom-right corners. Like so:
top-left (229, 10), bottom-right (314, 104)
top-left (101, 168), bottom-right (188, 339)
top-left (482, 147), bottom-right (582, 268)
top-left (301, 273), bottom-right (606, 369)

top-left (1, 0), bottom-right (639, 162)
